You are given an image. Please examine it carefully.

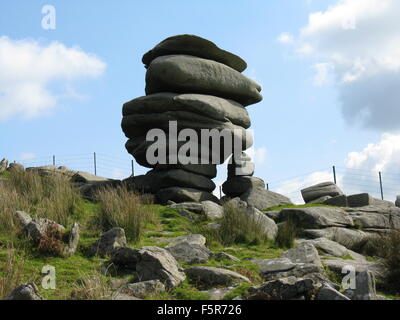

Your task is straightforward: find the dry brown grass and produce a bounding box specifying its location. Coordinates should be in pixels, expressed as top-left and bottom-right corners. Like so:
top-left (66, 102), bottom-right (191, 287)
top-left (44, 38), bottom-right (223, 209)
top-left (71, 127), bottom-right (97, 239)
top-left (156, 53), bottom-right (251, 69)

top-left (0, 248), bottom-right (26, 299)
top-left (0, 170), bottom-right (80, 237)
top-left (93, 186), bottom-right (159, 242)
top-left (69, 274), bottom-right (111, 300)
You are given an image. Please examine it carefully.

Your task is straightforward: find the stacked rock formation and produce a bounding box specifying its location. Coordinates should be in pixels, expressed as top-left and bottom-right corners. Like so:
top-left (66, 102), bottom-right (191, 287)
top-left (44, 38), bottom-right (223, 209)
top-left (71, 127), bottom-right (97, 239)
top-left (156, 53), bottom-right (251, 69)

top-left (122, 35), bottom-right (262, 204)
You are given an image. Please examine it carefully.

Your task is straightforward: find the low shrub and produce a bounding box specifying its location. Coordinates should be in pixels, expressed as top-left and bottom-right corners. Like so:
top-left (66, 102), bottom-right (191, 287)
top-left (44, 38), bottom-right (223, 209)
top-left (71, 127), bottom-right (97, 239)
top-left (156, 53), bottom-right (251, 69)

top-left (93, 186), bottom-right (159, 242)
top-left (275, 219), bottom-right (298, 249)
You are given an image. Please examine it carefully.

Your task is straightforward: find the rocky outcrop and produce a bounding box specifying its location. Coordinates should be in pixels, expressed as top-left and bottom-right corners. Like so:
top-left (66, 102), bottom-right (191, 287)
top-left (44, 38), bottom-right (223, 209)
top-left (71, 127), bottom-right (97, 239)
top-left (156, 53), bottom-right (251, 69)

top-left (122, 34), bottom-right (262, 204)
top-left (166, 242), bottom-right (211, 264)
top-left (110, 246), bottom-right (185, 289)
top-left (0, 158), bottom-right (8, 172)
top-left (121, 280), bottom-right (166, 299)
top-left (301, 182), bottom-right (343, 203)
top-left (5, 283), bottom-right (44, 300)
top-left (88, 228), bottom-right (127, 257)
top-left (278, 207), bottom-right (354, 229)
top-left (185, 266), bottom-right (250, 287)
top-left (247, 277), bottom-right (315, 300)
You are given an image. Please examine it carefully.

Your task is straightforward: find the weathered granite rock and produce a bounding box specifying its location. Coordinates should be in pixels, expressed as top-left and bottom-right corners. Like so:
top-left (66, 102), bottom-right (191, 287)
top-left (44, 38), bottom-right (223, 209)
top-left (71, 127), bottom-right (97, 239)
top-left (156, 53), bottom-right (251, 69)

top-left (347, 193), bottom-right (395, 208)
top-left (156, 163), bottom-right (217, 179)
top-left (0, 158), bottom-right (8, 172)
top-left (222, 176), bottom-right (265, 197)
top-left (156, 187), bottom-right (220, 204)
top-left (166, 234), bottom-right (206, 247)
top-left (303, 227), bottom-right (367, 249)
top-left (79, 180), bottom-right (122, 201)
top-left (246, 206), bottom-right (278, 240)
top-left (247, 277), bottom-right (315, 300)
top-left (146, 55), bottom-right (262, 106)
top-left (308, 195), bottom-right (332, 204)
top-left (166, 242), bottom-right (210, 264)
top-left (279, 207), bottom-right (354, 229)
top-left (301, 182), bottom-right (343, 203)
top-left (201, 201), bottom-right (224, 220)
top-left (23, 218), bottom-right (65, 244)
top-left (239, 188), bottom-right (292, 210)
top-left (7, 162), bottom-right (24, 172)
top-left (142, 34), bottom-right (247, 72)
top-left (64, 222), bottom-right (80, 256)
top-left (185, 266), bottom-right (250, 287)
top-left (121, 280), bottom-right (166, 299)
top-left (71, 171), bottom-right (110, 185)
top-left (14, 210), bottom-right (32, 228)
top-left (282, 243), bottom-right (323, 268)
top-left (201, 286), bottom-right (237, 300)
top-left (89, 228), bottom-right (127, 257)
top-left (316, 285), bottom-right (350, 300)
top-left (324, 195), bottom-right (348, 207)
top-left (123, 93), bottom-right (251, 129)
top-left (211, 252), bottom-right (240, 262)
top-left (5, 283), bottom-right (44, 300)
top-left (26, 165), bottom-right (76, 178)
top-left (396, 196), bottom-right (400, 208)
top-left (323, 258), bottom-right (383, 279)
top-left (136, 246), bottom-right (186, 289)
top-left (345, 205), bottom-right (400, 230)
top-left (298, 238), bottom-right (365, 261)
top-left (343, 270), bottom-right (377, 300)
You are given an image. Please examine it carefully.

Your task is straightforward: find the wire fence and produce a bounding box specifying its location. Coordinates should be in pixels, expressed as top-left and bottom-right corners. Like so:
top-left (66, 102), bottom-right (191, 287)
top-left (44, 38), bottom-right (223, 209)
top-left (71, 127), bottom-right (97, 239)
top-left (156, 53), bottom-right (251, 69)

top-left (10, 154), bottom-right (400, 204)
top-left (13, 153), bottom-right (135, 180)
top-left (269, 166), bottom-right (400, 204)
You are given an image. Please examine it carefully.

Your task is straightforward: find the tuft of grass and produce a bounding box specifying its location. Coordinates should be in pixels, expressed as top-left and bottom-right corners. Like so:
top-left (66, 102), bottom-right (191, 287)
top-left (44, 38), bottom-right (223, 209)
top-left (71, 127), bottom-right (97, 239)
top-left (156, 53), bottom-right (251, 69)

top-left (0, 248), bottom-right (26, 299)
top-left (69, 274), bottom-right (111, 300)
top-left (0, 170), bottom-right (81, 236)
top-left (197, 203), bottom-right (272, 247)
top-left (93, 186), bottom-right (159, 243)
top-left (379, 231), bottom-right (400, 295)
top-left (223, 283), bottom-right (252, 300)
top-left (274, 219), bottom-right (299, 249)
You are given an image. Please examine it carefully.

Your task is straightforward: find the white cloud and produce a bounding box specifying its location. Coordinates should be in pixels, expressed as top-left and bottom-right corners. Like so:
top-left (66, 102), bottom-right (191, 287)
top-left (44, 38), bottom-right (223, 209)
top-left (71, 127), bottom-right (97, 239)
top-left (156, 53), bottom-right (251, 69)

top-left (312, 62), bottom-right (333, 86)
top-left (0, 37), bottom-right (106, 121)
top-left (20, 153), bottom-right (36, 161)
top-left (277, 33), bottom-right (294, 44)
top-left (283, 0), bottom-right (400, 130)
top-left (275, 170), bottom-right (335, 204)
top-left (345, 133), bottom-right (400, 173)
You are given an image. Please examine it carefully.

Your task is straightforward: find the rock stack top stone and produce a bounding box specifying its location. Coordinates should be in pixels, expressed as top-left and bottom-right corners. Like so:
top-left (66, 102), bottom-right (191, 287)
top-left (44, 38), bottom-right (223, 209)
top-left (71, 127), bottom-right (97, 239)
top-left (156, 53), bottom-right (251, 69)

top-left (145, 55), bottom-right (262, 106)
top-left (142, 34), bottom-right (247, 72)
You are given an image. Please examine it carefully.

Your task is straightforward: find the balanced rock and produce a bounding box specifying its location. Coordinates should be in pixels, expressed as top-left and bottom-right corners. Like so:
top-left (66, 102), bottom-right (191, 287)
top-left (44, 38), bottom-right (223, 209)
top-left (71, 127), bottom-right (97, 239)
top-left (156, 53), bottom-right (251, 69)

top-left (122, 35), bottom-right (262, 204)
top-left (301, 182), bottom-right (343, 203)
top-left (222, 176), bottom-right (264, 197)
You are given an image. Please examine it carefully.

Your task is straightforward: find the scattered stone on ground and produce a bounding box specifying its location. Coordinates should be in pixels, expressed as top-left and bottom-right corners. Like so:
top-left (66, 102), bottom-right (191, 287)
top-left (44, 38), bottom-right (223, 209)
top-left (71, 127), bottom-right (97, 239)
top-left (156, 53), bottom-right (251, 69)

top-left (5, 283), bottom-right (45, 300)
top-left (120, 280), bottom-right (166, 299)
top-left (185, 266), bottom-right (251, 287)
top-left (88, 227), bottom-right (127, 257)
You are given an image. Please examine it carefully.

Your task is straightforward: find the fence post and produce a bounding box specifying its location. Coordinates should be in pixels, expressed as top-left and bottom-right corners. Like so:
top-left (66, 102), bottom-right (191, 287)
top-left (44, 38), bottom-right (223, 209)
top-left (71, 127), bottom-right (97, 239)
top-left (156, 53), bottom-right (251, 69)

top-left (379, 171), bottom-right (384, 200)
top-left (333, 165), bottom-right (337, 184)
top-left (219, 186), bottom-right (222, 199)
top-left (93, 152), bottom-right (97, 176)
top-left (131, 160), bottom-right (134, 176)
top-left (267, 183), bottom-right (269, 191)
top-left (52, 155), bottom-right (55, 166)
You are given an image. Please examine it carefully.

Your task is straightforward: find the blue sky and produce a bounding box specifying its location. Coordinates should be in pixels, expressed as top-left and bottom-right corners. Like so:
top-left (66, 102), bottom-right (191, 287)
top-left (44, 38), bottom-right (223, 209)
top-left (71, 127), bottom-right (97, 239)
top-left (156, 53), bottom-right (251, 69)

top-left (2, 0), bottom-right (400, 202)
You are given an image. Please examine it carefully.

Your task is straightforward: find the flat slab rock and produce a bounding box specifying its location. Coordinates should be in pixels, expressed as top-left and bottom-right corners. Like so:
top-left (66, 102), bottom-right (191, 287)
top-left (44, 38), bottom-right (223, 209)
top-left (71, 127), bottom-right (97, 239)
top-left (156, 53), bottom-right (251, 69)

top-left (142, 34), bottom-right (247, 72)
top-left (185, 266), bottom-right (250, 287)
top-left (301, 182), bottom-right (343, 203)
top-left (279, 207), bottom-right (354, 229)
top-left (156, 187), bottom-right (220, 205)
top-left (247, 277), bottom-right (315, 300)
top-left (166, 241), bottom-right (210, 264)
top-left (303, 227), bottom-right (368, 249)
top-left (323, 258), bottom-right (383, 279)
top-left (145, 55), bottom-right (262, 106)
top-left (239, 187), bottom-right (292, 211)
top-left (120, 280), bottom-right (166, 299)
